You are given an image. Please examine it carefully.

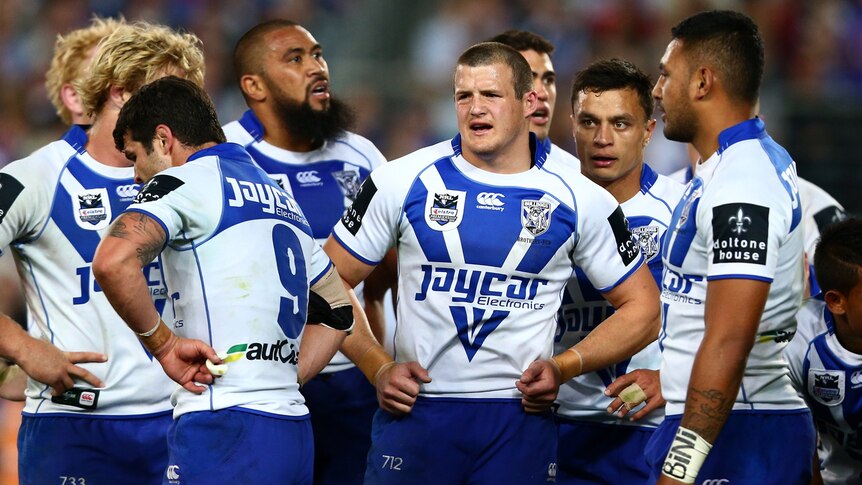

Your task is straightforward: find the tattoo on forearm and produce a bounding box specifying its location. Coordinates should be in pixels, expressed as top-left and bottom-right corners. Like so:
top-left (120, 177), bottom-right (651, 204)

top-left (686, 387), bottom-right (735, 442)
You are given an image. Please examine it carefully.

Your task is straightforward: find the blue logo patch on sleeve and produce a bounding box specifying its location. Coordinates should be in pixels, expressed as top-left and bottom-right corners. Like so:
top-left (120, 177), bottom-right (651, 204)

top-left (711, 203), bottom-right (769, 265)
top-left (0, 173), bottom-right (25, 224)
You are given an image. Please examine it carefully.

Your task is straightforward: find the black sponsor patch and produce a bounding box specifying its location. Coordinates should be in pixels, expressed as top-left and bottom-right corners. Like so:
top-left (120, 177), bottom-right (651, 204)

top-left (813, 205), bottom-right (846, 233)
top-left (712, 203), bottom-right (769, 265)
top-left (341, 177), bottom-right (377, 236)
top-left (608, 206), bottom-right (639, 266)
top-left (133, 174), bottom-right (185, 204)
top-left (0, 173), bottom-right (25, 224)
top-left (51, 387), bottom-right (100, 410)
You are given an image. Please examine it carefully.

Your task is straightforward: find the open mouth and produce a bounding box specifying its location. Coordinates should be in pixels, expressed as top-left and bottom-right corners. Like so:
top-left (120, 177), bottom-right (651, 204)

top-left (531, 107), bottom-right (549, 125)
top-left (470, 121), bottom-right (492, 135)
top-left (309, 79), bottom-right (330, 99)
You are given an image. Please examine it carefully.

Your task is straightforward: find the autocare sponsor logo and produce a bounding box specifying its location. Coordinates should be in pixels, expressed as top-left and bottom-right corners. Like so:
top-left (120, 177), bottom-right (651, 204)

top-left (225, 176), bottom-right (308, 226)
top-left (414, 264), bottom-right (547, 310)
top-left (712, 203), bottom-right (768, 265)
top-left (476, 192), bottom-right (505, 211)
top-left (115, 184), bottom-right (140, 200)
top-left (221, 340), bottom-right (299, 365)
top-left (295, 170), bottom-right (322, 186)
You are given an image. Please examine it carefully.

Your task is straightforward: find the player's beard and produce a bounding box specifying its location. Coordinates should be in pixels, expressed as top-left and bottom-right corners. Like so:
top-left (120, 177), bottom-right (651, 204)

top-left (273, 95), bottom-right (356, 145)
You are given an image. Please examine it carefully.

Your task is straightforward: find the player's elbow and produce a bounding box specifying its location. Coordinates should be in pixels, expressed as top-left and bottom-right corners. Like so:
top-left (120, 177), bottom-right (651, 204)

top-left (92, 242), bottom-right (131, 289)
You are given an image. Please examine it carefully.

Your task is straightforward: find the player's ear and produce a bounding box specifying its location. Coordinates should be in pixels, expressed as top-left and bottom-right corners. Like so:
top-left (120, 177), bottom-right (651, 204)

top-left (691, 66), bottom-right (713, 100)
top-left (60, 83), bottom-right (85, 121)
top-left (824, 289), bottom-right (847, 316)
top-left (153, 125), bottom-right (173, 154)
top-left (240, 74), bottom-right (267, 102)
top-left (523, 89), bottom-right (538, 118)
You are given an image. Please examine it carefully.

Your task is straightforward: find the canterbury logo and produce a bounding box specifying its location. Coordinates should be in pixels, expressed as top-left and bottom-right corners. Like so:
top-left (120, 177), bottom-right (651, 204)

top-left (476, 192), bottom-right (505, 207)
top-left (115, 184), bottom-right (139, 198)
top-left (166, 465), bottom-right (180, 481)
top-left (296, 171), bottom-right (321, 184)
top-left (702, 480), bottom-right (729, 485)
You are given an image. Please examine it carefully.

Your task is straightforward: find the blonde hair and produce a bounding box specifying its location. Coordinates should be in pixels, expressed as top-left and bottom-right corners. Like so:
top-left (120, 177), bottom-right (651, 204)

top-left (45, 16), bottom-right (125, 125)
top-left (76, 20), bottom-right (205, 117)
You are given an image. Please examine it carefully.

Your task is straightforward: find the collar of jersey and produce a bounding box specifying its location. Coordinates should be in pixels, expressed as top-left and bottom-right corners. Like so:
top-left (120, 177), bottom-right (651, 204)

top-left (449, 131), bottom-right (549, 170)
top-left (717, 117), bottom-right (766, 155)
top-left (61, 125), bottom-right (89, 154)
top-left (187, 142), bottom-right (252, 164)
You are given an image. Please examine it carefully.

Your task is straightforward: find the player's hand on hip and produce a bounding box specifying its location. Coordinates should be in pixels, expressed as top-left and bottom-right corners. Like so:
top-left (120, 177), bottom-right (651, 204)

top-left (154, 336), bottom-right (221, 394)
top-left (517, 359), bottom-right (562, 413)
top-left (376, 361), bottom-right (431, 416)
top-left (17, 338), bottom-right (107, 395)
top-left (604, 368), bottom-right (665, 421)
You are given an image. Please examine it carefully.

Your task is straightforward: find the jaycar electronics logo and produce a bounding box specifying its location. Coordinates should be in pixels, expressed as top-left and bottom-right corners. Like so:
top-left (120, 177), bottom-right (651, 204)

top-left (712, 203), bottom-right (769, 265)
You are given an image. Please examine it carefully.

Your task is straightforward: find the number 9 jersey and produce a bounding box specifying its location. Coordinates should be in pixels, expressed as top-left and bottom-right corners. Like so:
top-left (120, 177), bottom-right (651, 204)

top-left (126, 142), bottom-right (332, 418)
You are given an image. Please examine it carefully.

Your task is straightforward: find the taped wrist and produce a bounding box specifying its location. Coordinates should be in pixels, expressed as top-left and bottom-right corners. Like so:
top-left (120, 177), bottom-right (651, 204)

top-left (355, 345), bottom-right (394, 385)
top-left (552, 348), bottom-right (583, 382)
top-left (661, 425), bottom-right (712, 484)
top-left (138, 320), bottom-right (174, 357)
top-left (307, 265), bottom-right (354, 332)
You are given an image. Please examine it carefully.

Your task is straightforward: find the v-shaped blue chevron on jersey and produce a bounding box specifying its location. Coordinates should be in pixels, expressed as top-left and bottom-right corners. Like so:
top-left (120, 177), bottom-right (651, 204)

top-left (450, 306), bottom-right (510, 361)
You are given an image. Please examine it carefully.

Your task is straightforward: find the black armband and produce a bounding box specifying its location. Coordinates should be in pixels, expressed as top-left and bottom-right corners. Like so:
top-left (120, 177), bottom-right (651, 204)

top-left (307, 291), bottom-right (354, 331)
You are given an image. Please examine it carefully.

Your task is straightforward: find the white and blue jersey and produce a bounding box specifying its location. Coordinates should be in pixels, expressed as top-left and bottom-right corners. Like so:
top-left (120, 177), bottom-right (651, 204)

top-left (543, 138), bottom-right (581, 170)
top-left (659, 118), bottom-right (806, 414)
top-left (555, 164), bottom-right (684, 427)
top-left (333, 134), bottom-right (643, 398)
top-left (0, 125), bottom-right (174, 416)
top-left (126, 143), bottom-right (332, 419)
top-left (787, 299), bottom-right (862, 484)
top-left (224, 110), bottom-right (385, 373)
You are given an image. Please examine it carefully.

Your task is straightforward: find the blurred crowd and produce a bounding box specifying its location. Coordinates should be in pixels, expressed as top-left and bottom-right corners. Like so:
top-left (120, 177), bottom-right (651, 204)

top-left (1, 0), bottom-right (861, 186)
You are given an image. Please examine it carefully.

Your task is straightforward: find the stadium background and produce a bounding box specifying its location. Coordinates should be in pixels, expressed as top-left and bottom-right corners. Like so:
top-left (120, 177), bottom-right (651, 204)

top-left (0, 0), bottom-right (860, 481)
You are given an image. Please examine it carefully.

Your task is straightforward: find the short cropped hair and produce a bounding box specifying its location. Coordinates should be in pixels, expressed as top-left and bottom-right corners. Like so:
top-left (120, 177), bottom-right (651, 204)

top-left (814, 218), bottom-right (862, 295)
top-left (488, 30), bottom-right (554, 56)
top-left (114, 76), bottom-right (226, 154)
top-left (571, 58), bottom-right (655, 121)
top-left (77, 21), bottom-right (205, 117)
top-left (670, 10), bottom-right (764, 104)
top-left (456, 42), bottom-right (534, 99)
top-left (233, 19), bottom-right (300, 80)
top-left (45, 16), bottom-right (125, 124)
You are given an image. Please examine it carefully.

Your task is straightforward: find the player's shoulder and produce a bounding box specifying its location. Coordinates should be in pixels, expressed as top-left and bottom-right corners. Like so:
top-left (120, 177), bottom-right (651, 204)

top-left (2, 137), bottom-right (76, 187)
top-left (794, 299), bottom-right (829, 346)
top-left (222, 119), bottom-right (254, 147)
top-left (798, 176), bottom-right (843, 212)
top-left (643, 164), bottom-right (686, 202)
top-left (372, 139), bottom-right (454, 182)
top-left (330, 131), bottom-right (386, 167)
top-left (546, 143), bottom-right (581, 168)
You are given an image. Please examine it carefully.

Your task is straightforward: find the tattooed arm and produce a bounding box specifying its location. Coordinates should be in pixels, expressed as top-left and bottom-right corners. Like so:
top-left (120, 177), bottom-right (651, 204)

top-left (657, 278), bottom-right (769, 484)
top-left (93, 211), bottom-right (218, 393)
top-left (92, 212), bottom-right (167, 335)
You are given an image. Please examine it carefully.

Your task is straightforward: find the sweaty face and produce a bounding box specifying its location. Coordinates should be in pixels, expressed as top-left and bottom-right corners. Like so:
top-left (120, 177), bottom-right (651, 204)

top-left (653, 39), bottom-right (697, 143)
top-left (454, 63), bottom-right (532, 162)
top-left (573, 88), bottom-right (653, 188)
top-left (122, 134), bottom-right (171, 184)
top-left (520, 49), bottom-right (556, 140)
top-left (261, 26), bottom-right (330, 113)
